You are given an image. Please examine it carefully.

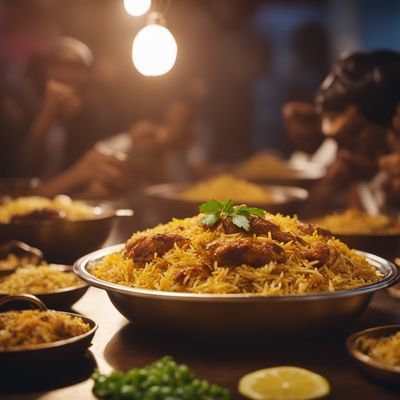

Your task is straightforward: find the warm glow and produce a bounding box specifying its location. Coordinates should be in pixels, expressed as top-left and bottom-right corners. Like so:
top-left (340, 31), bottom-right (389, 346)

top-left (123, 0), bottom-right (151, 17)
top-left (132, 23), bottom-right (177, 77)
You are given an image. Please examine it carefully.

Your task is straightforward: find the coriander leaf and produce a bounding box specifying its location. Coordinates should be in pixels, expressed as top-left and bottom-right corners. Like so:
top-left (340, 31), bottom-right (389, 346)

top-left (199, 199), bottom-right (223, 213)
top-left (231, 214), bottom-right (250, 231)
top-left (237, 206), bottom-right (265, 218)
top-left (222, 199), bottom-right (234, 214)
top-left (201, 212), bottom-right (219, 225)
top-left (235, 209), bottom-right (251, 218)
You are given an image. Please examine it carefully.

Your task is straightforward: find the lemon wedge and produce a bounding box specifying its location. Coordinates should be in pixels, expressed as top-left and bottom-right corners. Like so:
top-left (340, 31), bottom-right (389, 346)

top-left (238, 366), bottom-right (330, 400)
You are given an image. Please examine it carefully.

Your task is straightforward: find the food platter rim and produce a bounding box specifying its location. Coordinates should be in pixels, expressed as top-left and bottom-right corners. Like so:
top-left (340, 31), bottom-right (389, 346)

top-left (74, 244), bottom-right (399, 302)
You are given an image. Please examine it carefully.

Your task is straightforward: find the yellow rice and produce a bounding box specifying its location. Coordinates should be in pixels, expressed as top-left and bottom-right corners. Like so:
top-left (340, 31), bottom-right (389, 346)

top-left (0, 195), bottom-right (96, 223)
top-left (234, 153), bottom-right (294, 179)
top-left (178, 174), bottom-right (275, 203)
top-left (313, 209), bottom-right (400, 235)
top-left (358, 332), bottom-right (400, 367)
top-left (0, 266), bottom-right (84, 294)
top-left (0, 310), bottom-right (90, 350)
top-left (0, 254), bottom-right (36, 271)
top-left (91, 213), bottom-right (382, 295)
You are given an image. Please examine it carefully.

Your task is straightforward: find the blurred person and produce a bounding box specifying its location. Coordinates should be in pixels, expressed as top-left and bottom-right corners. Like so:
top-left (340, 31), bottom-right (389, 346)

top-left (0, 0), bottom-right (58, 178)
top-left (307, 50), bottom-right (400, 214)
top-left (34, 97), bottom-right (195, 200)
top-left (255, 20), bottom-right (332, 154)
top-left (378, 105), bottom-right (400, 210)
top-left (195, 0), bottom-right (268, 164)
top-left (282, 101), bottom-right (323, 155)
top-left (17, 37), bottom-right (116, 177)
top-left (286, 21), bottom-right (332, 103)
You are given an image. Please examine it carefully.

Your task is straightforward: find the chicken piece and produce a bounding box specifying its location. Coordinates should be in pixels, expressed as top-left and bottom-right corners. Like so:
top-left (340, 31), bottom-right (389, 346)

top-left (174, 265), bottom-right (211, 285)
top-left (219, 216), bottom-right (302, 243)
top-left (250, 217), bottom-right (303, 243)
top-left (10, 208), bottom-right (66, 223)
top-left (125, 233), bottom-right (190, 266)
top-left (298, 222), bottom-right (332, 238)
top-left (204, 238), bottom-right (285, 267)
top-left (301, 242), bottom-right (333, 267)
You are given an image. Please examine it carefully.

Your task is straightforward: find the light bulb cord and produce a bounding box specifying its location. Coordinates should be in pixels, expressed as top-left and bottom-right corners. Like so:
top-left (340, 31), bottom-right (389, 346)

top-left (154, 0), bottom-right (171, 16)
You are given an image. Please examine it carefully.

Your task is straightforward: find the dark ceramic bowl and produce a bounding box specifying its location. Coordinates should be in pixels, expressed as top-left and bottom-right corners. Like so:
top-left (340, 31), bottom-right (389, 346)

top-left (0, 294), bottom-right (97, 368)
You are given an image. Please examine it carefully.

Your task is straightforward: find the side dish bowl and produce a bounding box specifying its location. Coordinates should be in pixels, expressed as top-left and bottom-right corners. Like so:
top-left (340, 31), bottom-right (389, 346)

top-left (74, 245), bottom-right (398, 339)
top-left (0, 203), bottom-right (133, 263)
top-left (0, 294), bottom-right (97, 368)
top-left (144, 183), bottom-right (308, 222)
top-left (0, 265), bottom-right (89, 310)
top-left (346, 325), bottom-right (400, 385)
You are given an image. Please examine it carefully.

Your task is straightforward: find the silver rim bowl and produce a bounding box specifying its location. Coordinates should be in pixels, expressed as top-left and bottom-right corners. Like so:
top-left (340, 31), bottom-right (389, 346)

top-left (74, 244), bottom-right (398, 338)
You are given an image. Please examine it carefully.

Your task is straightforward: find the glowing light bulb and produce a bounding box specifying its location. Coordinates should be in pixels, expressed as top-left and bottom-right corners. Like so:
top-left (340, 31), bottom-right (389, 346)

top-left (132, 14), bottom-right (177, 77)
top-left (124, 0), bottom-right (151, 17)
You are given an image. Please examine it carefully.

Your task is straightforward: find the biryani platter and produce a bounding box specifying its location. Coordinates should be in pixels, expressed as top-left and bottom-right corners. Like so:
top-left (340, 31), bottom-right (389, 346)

top-left (89, 200), bottom-right (383, 295)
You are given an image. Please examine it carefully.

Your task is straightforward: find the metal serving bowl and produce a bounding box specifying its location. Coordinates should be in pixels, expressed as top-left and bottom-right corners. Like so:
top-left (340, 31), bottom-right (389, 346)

top-left (0, 265), bottom-right (89, 310)
top-left (0, 294), bottom-right (97, 368)
top-left (74, 245), bottom-right (398, 339)
top-left (346, 325), bottom-right (400, 385)
top-left (234, 161), bottom-right (325, 188)
top-left (144, 182), bottom-right (308, 222)
top-left (0, 203), bottom-right (133, 263)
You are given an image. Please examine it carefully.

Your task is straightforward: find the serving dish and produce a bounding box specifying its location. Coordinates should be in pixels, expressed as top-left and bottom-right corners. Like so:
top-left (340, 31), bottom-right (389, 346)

top-left (0, 240), bottom-right (43, 276)
top-left (0, 294), bottom-right (97, 368)
top-left (0, 202), bottom-right (133, 263)
top-left (144, 182), bottom-right (308, 222)
top-left (346, 325), bottom-right (400, 385)
top-left (0, 264), bottom-right (89, 310)
top-left (74, 244), bottom-right (398, 339)
top-left (234, 155), bottom-right (325, 187)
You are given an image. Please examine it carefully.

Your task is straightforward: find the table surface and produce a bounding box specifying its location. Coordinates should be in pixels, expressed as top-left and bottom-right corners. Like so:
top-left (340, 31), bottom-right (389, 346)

top-left (2, 287), bottom-right (400, 400)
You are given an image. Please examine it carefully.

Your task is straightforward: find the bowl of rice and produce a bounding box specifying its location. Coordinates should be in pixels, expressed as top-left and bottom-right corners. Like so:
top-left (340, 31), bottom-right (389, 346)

top-left (0, 195), bottom-right (134, 263)
top-left (74, 207), bottom-right (398, 338)
top-left (144, 174), bottom-right (308, 222)
top-left (0, 264), bottom-right (88, 309)
top-left (346, 325), bottom-right (400, 385)
top-left (0, 294), bottom-right (97, 367)
top-left (312, 209), bottom-right (400, 259)
top-left (234, 153), bottom-right (325, 187)
top-left (0, 241), bottom-right (43, 275)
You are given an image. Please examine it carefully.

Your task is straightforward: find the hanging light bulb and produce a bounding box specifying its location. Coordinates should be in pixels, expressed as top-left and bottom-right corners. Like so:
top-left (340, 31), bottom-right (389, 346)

top-left (132, 12), bottom-right (177, 77)
top-left (123, 0), bottom-right (151, 17)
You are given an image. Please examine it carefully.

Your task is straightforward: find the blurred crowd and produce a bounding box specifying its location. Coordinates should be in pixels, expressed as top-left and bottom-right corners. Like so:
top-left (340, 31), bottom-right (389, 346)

top-left (0, 0), bottom-right (399, 216)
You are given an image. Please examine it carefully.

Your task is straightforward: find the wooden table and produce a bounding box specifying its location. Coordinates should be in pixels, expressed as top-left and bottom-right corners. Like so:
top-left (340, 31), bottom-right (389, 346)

top-left (2, 287), bottom-right (400, 400)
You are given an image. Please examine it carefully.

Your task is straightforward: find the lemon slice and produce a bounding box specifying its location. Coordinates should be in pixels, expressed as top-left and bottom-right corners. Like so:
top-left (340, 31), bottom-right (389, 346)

top-left (238, 366), bottom-right (330, 400)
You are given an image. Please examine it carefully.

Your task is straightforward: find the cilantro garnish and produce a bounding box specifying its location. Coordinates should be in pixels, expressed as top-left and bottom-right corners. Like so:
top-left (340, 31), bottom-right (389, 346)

top-left (199, 199), bottom-right (265, 231)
